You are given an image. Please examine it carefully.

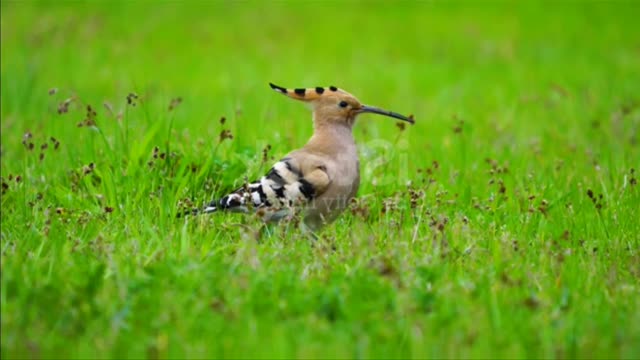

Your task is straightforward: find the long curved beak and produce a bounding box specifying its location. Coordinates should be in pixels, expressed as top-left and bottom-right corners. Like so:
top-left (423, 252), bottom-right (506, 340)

top-left (358, 105), bottom-right (415, 124)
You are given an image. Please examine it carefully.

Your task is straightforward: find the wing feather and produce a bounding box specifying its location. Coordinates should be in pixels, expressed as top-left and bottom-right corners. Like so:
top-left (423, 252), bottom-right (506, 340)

top-left (191, 157), bottom-right (330, 220)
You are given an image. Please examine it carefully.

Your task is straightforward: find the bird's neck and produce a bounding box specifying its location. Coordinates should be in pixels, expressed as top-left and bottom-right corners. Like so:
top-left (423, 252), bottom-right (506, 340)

top-left (305, 122), bottom-right (356, 155)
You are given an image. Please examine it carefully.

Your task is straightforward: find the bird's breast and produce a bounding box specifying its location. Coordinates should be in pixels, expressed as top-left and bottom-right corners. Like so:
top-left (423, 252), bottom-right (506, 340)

top-left (306, 149), bottom-right (359, 222)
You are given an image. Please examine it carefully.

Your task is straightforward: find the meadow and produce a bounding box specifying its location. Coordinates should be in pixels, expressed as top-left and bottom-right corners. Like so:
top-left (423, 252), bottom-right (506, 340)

top-left (1, 1), bottom-right (639, 358)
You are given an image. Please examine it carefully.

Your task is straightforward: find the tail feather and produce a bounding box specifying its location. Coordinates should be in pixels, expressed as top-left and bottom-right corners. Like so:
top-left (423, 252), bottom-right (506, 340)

top-left (176, 201), bottom-right (218, 218)
top-left (203, 205), bottom-right (217, 213)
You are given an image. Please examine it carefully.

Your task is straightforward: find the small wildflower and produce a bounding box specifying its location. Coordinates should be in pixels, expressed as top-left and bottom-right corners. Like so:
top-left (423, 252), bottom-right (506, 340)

top-left (219, 129), bottom-right (233, 142)
top-left (126, 93), bottom-right (139, 106)
top-left (83, 163), bottom-right (95, 175)
top-left (168, 97), bottom-right (183, 111)
top-left (262, 144), bottom-right (272, 163)
top-left (58, 98), bottom-right (73, 114)
top-left (453, 120), bottom-right (463, 133)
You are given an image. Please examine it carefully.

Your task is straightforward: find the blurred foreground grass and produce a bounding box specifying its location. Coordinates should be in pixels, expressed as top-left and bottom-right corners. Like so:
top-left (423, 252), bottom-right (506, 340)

top-left (1, 1), bottom-right (639, 358)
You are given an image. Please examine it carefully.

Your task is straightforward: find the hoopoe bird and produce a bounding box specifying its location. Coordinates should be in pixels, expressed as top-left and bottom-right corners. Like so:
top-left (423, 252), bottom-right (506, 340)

top-left (187, 83), bottom-right (414, 231)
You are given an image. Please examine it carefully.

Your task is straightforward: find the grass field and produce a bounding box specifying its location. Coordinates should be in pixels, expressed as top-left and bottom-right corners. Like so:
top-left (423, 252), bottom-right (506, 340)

top-left (1, 1), bottom-right (639, 358)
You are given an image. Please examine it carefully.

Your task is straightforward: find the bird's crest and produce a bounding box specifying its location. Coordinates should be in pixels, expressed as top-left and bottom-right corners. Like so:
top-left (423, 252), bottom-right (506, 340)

top-left (269, 83), bottom-right (354, 101)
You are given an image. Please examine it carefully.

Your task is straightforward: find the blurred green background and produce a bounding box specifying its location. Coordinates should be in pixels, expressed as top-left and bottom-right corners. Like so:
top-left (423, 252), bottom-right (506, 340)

top-left (2, 1), bottom-right (639, 150)
top-left (1, 1), bottom-right (639, 359)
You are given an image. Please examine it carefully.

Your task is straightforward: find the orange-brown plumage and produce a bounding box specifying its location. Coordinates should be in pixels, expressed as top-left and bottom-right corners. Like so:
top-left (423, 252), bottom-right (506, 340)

top-left (192, 83), bottom-right (414, 233)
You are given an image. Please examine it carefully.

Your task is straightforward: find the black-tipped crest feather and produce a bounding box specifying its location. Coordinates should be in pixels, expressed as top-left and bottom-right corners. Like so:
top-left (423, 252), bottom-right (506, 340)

top-left (269, 82), bottom-right (287, 94)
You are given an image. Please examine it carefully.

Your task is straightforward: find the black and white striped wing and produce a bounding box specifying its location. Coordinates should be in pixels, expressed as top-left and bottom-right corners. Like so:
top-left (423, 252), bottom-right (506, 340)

top-left (202, 158), bottom-right (317, 219)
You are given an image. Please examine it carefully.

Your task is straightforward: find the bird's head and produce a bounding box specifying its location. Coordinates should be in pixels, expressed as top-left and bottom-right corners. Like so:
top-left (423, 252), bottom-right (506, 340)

top-left (269, 83), bottom-right (414, 129)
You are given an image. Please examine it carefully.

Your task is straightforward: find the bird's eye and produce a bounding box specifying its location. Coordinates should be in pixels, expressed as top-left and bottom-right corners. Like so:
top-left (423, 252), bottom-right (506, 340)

top-left (338, 101), bottom-right (349, 108)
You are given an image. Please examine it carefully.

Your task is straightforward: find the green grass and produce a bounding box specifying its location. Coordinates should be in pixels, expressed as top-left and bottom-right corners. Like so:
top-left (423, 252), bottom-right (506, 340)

top-left (2, 1), bottom-right (639, 358)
